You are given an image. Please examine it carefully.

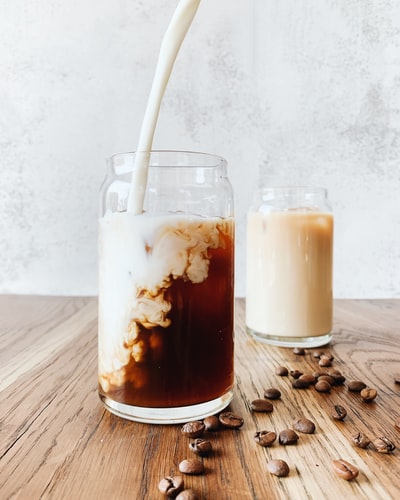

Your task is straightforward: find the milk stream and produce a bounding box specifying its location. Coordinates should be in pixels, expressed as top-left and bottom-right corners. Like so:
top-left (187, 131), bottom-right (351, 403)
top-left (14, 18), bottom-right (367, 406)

top-left (127, 0), bottom-right (201, 214)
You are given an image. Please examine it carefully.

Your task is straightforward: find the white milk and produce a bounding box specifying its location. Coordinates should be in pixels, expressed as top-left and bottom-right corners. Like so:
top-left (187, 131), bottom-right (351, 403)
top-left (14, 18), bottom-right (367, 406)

top-left (246, 210), bottom-right (333, 339)
top-left (127, 0), bottom-right (201, 214)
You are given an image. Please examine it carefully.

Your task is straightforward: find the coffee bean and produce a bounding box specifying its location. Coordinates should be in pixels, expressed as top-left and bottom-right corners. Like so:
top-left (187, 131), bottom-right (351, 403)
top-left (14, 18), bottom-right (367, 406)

top-left (267, 459), bottom-right (290, 477)
top-left (323, 352), bottom-right (334, 361)
top-left (250, 399), bottom-right (274, 412)
top-left (315, 380), bottom-right (331, 393)
top-left (290, 370), bottom-right (303, 379)
top-left (352, 432), bottom-right (371, 449)
top-left (179, 458), bottom-right (204, 475)
top-left (347, 380), bottom-right (367, 392)
top-left (203, 415), bottom-right (219, 432)
top-left (293, 417), bottom-right (315, 434)
top-left (319, 355), bottom-right (332, 367)
top-left (279, 429), bottom-right (299, 445)
top-left (327, 370), bottom-right (345, 385)
top-left (275, 365), bottom-right (289, 376)
top-left (312, 349), bottom-right (324, 358)
top-left (395, 418), bottom-right (400, 431)
top-left (176, 490), bottom-right (199, 500)
top-left (158, 476), bottom-right (184, 496)
top-left (299, 373), bottom-right (317, 385)
top-left (394, 373), bottom-right (400, 384)
top-left (318, 375), bottom-right (335, 386)
top-left (372, 436), bottom-right (396, 453)
top-left (181, 421), bottom-right (205, 438)
top-left (254, 430), bottom-right (277, 447)
top-left (189, 438), bottom-right (212, 456)
top-left (360, 387), bottom-right (377, 402)
top-left (331, 459), bottom-right (359, 481)
top-left (293, 347), bottom-right (305, 355)
top-left (219, 411), bottom-right (244, 429)
top-left (292, 378), bottom-right (309, 389)
top-left (331, 405), bottom-right (347, 421)
top-left (264, 388), bottom-right (281, 400)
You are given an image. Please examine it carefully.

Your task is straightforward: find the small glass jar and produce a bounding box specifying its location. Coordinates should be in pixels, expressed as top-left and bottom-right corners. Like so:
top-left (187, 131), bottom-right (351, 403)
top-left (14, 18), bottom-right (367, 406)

top-left (246, 186), bottom-right (333, 348)
top-left (98, 151), bottom-right (235, 423)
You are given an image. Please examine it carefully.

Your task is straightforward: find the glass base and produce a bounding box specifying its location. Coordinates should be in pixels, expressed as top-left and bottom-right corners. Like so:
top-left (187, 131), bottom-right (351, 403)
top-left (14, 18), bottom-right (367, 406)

top-left (246, 326), bottom-right (332, 348)
top-left (99, 389), bottom-right (234, 424)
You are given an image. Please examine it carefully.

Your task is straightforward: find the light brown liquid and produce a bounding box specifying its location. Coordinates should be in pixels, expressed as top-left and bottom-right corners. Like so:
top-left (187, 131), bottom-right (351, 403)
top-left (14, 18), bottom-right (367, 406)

top-left (246, 210), bottom-right (333, 338)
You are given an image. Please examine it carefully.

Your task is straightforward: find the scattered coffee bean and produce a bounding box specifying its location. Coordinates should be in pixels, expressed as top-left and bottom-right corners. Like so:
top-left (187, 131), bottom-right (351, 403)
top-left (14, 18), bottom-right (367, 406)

top-left (299, 373), bottom-right (317, 385)
top-left (352, 432), bottom-right (371, 449)
top-left (293, 417), bottom-right (316, 434)
top-left (279, 429), bottom-right (299, 445)
top-left (331, 459), bottom-right (359, 481)
top-left (360, 387), bottom-right (377, 402)
top-left (251, 399), bottom-right (274, 412)
top-left (254, 430), bottom-right (277, 447)
top-left (331, 405), bottom-right (347, 421)
top-left (347, 380), bottom-right (367, 392)
top-left (179, 458), bottom-right (204, 475)
top-left (315, 380), bottom-right (331, 393)
top-left (292, 378), bottom-right (309, 389)
top-left (328, 370), bottom-right (345, 385)
top-left (203, 415), bottom-right (219, 432)
top-left (264, 388), bottom-right (281, 400)
top-left (313, 371), bottom-right (326, 378)
top-left (181, 421), bottom-right (205, 438)
top-left (290, 370), bottom-right (303, 379)
top-left (189, 438), bottom-right (212, 456)
top-left (275, 365), bottom-right (289, 376)
top-left (323, 352), bottom-right (334, 361)
top-left (176, 490), bottom-right (198, 500)
top-left (158, 476), bottom-right (184, 496)
top-left (395, 418), bottom-right (400, 431)
top-left (319, 355), bottom-right (332, 367)
top-left (312, 349), bottom-right (324, 358)
top-left (293, 347), bottom-right (305, 355)
top-left (318, 375), bottom-right (335, 386)
top-left (267, 459), bottom-right (290, 477)
top-left (219, 411), bottom-right (244, 429)
top-left (372, 436), bottom-right (396, 453)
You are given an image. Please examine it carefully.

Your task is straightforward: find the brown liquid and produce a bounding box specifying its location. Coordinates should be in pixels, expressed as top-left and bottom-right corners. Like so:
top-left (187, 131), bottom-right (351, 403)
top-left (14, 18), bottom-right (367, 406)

top-left (100, 231), bottom-right (234, 408)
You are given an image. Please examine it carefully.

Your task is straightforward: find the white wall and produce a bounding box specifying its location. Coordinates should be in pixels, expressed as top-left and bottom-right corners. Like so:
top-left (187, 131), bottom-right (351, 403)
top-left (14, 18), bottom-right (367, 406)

top-left (1, 0), bottom-right (399, 298)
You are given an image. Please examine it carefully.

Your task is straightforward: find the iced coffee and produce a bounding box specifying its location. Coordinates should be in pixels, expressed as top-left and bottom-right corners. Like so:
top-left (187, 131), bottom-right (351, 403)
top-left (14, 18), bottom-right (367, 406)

top-left (98, 151), bottom-right (235, 423)
top-left (246, 187), bottom-right (333, 347)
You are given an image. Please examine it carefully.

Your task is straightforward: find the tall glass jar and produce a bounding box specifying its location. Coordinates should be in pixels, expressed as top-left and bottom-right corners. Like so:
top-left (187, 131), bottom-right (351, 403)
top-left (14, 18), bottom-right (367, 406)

top-left (246, 186), bottom-right (333, 348)
top-left (98, 151), bottom-right (235, 423)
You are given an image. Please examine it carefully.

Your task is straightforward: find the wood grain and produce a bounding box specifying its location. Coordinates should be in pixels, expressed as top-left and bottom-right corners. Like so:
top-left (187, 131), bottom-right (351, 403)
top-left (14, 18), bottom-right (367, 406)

top-left (1, 296), bottom-right (399, 499)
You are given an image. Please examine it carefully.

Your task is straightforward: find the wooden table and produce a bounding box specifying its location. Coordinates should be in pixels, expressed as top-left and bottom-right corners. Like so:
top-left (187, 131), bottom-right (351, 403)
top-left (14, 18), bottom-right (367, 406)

top-left (1, 296), bottom-right (399, 499)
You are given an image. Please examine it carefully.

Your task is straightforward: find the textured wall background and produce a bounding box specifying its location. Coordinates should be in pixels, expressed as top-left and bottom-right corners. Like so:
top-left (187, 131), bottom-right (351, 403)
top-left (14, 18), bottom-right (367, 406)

top-left (1, 0), bottom-right (399, 297)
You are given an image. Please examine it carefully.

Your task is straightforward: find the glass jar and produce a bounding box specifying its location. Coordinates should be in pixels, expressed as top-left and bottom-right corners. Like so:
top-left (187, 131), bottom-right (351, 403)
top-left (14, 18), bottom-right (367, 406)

top-left (98, 151), bottom-right (235, 423)
top-left (246, 186), bottom-right (333, 348)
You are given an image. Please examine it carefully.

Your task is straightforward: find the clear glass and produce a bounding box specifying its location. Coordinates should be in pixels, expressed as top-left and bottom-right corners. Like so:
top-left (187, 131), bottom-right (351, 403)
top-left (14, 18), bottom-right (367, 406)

top-left (98, 151), bottom-right (235, 423)
top-left (246, 186), bottom-right (333, 348)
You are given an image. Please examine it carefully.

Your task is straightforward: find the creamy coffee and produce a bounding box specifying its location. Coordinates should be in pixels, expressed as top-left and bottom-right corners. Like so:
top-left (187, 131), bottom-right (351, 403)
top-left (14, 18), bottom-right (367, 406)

top-left (246, 209), bottom-right (333, 339)
top-left (99, 211), bottom-right (234, 409)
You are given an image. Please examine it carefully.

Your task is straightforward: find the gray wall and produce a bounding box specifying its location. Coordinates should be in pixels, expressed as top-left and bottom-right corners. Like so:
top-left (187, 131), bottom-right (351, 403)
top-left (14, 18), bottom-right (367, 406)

top-left (1, 0), bottom-right (399, 297)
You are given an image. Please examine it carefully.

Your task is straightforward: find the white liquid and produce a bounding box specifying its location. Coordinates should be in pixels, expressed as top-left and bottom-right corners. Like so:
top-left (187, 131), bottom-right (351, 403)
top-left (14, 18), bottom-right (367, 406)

top-left (127, 0), bottom-right (201, 214)
top-left (246, 210), bottom-right (333, 338)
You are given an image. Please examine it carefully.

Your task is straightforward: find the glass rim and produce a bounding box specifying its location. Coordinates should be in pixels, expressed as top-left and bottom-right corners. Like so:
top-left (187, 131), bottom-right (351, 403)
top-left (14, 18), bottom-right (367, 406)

top-left (109, 150), bottom-right (227, 169)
